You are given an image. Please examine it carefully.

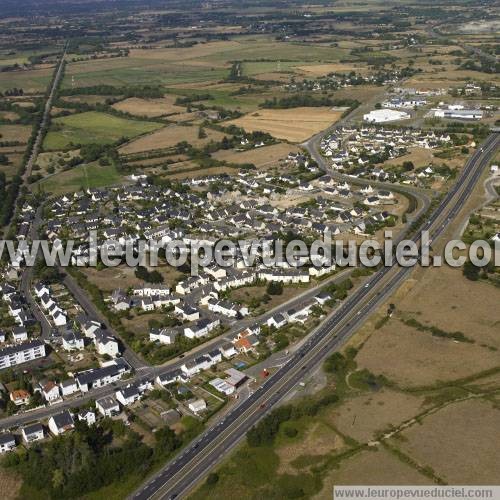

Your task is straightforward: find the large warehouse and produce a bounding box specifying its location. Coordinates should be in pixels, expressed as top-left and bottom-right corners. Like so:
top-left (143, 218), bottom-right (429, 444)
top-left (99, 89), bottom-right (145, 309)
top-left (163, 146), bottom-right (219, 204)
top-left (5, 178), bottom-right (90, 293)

top-left (363, 109), bottom-right (411, 123)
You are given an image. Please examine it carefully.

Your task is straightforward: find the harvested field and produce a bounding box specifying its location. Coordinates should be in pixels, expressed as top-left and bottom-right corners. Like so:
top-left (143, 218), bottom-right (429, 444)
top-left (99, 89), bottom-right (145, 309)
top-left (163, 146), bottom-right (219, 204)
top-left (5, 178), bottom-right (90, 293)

top-left (313, 447), bottom-right (429, 498)
top-left (354, 266), bottom-right (500, 388)
top-left (119, 124), bottom-right (226, 154)
top-left (166, 165), bottom-right (239, 180)
top-left (61, 95), bottom-right (116, 105)
top-left (212, 142), bottom-right (300, 169)
top-left (0, 124), bottom-right (31, 143)
top-left (275, 420), bottom-right (346, 474)
top-left (227, 107), bottom-right (344, 142)
top-left (326, 389), bottom-right (426, 442)
top-left (395, 399), bottom-right (500, 484)
top-left (112, 96), bottom-right (185, 117)
top-left (0, 467), bottom-right (22, 500)
top-left (295, 63), bottom-right (367, 76)
top-left (81, 266), bottom-right (144, 292)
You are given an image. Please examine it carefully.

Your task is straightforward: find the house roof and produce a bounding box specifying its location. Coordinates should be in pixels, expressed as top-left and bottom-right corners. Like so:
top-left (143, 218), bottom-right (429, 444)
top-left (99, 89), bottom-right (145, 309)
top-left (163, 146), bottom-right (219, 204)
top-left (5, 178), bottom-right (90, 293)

top-left (0, 433), bottom-right (15, 445)
top-left (22, 423), bottom-right (43, 435)
top-left (51, 410), bottom-right (74, 430)
top-left (96, 395), bottom-right (119, 410)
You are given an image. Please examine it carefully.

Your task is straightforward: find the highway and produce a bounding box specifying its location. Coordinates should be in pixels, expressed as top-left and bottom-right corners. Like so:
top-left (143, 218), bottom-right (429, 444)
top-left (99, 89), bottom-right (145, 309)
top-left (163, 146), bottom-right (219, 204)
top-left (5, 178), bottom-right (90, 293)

top-left (130, 132), bottom-right (499, 500)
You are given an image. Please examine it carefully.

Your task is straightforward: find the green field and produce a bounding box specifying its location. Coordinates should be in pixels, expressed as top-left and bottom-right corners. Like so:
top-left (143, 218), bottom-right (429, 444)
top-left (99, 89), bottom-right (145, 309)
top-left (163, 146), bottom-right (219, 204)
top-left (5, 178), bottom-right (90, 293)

top-left (0, 66), bottom-right (53, 92)
top-left (37, 162), bottom-right (123, 195)
top-left (63, 59), bottom-right (228, 89)
top-left (44, 111), bottom-right (163, 150)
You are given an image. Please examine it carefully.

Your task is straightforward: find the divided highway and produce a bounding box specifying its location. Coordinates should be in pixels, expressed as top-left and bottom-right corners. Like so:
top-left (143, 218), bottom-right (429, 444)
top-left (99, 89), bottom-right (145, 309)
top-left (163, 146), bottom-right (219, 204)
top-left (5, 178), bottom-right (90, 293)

top-left (131, 132), bottom-right (499, 500)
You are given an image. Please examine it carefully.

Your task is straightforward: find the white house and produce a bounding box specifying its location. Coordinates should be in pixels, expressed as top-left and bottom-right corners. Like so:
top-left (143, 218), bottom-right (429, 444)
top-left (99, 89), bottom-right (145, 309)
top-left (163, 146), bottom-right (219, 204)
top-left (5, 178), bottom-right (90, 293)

top-left (209, 378), bottom-right (235, 396)
top-left (174, 304), bottom-right (200, 321)
top-left (21, 423), bottom-right (44, 444)
top-left (0, 434), bottom-right (16, 453)
top-left (40, 380), bottom-right (61, 404)
top-left (78, 409), bottom-right (96, 426)
top-left (267, 313), bottom-right (287, 329)
top-left (184, 318), bottom-right (220, 339)
top-left (188, 398), bottom-right (207, 414)
top-left (95, 331), bottom-right (120, 358)
top-left (219, 342), bottom-right (237, 359)
top-left (116, 385), bottom-right (141, 406)
top-left (149, 328), bottom-right (178, 345)
top-left (60, 379), bottom-right (79, 397)
top-left (48, 410), bottom-right (75, 436)
top-left (96, 396), bottom-right (120, 417)
top-left (12, 327), bottom-right (28, 343)
top-left (62, 331), bottom-right (85, 351)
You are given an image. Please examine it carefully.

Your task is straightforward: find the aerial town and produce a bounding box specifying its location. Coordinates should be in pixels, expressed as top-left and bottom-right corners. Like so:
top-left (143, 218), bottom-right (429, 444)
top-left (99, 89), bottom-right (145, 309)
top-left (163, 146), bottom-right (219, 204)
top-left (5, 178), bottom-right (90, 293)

top-left (0, 0), bottom-right (498, 499)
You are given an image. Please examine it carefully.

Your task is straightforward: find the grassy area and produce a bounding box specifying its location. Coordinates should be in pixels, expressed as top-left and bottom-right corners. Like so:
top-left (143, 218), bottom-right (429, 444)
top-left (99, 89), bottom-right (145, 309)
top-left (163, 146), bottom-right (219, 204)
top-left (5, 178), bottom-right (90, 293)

top-left (44, 111), bottom-right (162, 149)
top-left (36, 162), bottom-right (123, 195)
top-left (63, 60), bottom-right (228, 89)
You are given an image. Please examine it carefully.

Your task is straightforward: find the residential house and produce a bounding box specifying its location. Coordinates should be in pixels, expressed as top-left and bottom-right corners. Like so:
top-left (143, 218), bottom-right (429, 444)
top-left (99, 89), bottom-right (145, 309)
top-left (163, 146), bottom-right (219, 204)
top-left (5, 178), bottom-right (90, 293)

top-left (39, 380), bottom-right (61, 404)
top-left (62, 330), bottom-right (85, 351)
top-left (48, 410), bottom-right (75, 435)
top-left (184, 318), bottom-right (220, 339)
top-left (21, 423), bottom-right (44, 444)
top-left (116, 385), bottom-right (141, 406)
top-left (96, 396), bottom-right (120, 417)
top-left (10, 389), bottom-right (30, 406)
top-left (0, 434), bottom-right (16, 453)
top-left (188, 399), bottom-right (207, 414)
top-left (149, 328), bottom-right (178, 345)
top-left (60, 378), bottom-right (79, 397)
top-left (78, 409), bottom-right (96, 426)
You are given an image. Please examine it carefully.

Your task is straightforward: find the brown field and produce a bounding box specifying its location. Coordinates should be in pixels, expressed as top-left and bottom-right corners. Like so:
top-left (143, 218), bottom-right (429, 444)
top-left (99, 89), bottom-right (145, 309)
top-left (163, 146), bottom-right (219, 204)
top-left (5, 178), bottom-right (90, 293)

top-left (127, 40), bottom-right (242, 62)
top-left (276, 420), bottom-right (346, 474)
top-left (82, 266), bottom-right (144, 292)
top-left (62, 95), bottom-right (116, 105)
top-left (313, 447), bottom-right (429, 498)
top-left (112, 96), bottom-right (185, 117)
top-left (0, 111), bottom-right (20, 121)
top-left (0, 467), bottom-right (22, 500)
top-left (212, 142), bottom-right (300, 168)
top-left (295, 63), bottom-right (367, 76)
top-left (395, 399), bottom-right (500, 484)
top-left (119, 124), bottom-right (226, 154)
top-left (326, 389), bottom-right (426, 442)
top-left (0, 124), bottom-right (31, 143)
top-left (122, 312), bottom-right (166, 336)
top-left (354, 266), bottom-right (500, 388)
top-left (227, 107), bottom-right (344, 143)
top-left (165, 165), bottom-right (239, 180)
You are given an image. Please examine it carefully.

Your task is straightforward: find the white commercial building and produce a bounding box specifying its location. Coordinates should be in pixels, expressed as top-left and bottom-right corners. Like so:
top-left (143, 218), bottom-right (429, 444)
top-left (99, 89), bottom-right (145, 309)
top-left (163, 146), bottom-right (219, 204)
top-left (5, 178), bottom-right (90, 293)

top-left (363, 109), bottom-right (410, 123)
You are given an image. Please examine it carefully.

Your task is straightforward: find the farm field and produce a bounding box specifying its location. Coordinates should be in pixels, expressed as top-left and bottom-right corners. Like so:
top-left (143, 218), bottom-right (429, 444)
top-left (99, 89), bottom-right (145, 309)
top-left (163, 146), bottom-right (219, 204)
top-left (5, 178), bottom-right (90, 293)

top-left (354, 267), bottom-right (500, 388)
top-left (0, 65), bottom-right (53, 92)
top-left (119, 124), bottom-right (226, 154)
top-left (227, 107), bottom-right (344, 142)
top-left (44, 111), bottom-right (162, 149)
top-left (0, 124), bottom-right (31, 143)
top-left (313, 448), bottom-right (430, 496)
top-left (111, 96), bottom-right (185, 117)
top-left (393, 399), bottom-right (500, 484)
top-left (36, 162), bottom-right (123, 195)
top-left (212, 142), bottom-right (299, 169)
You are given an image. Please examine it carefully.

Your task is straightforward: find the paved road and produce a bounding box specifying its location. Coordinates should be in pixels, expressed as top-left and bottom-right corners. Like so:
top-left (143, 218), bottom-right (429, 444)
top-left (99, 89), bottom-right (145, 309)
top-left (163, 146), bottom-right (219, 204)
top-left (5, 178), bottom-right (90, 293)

top-left (0, 260), bottom-right (356, 431)
top-left (129, 133), bottom-right (499, 500)
top-left (2, 45), bottom-right (66, 239)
